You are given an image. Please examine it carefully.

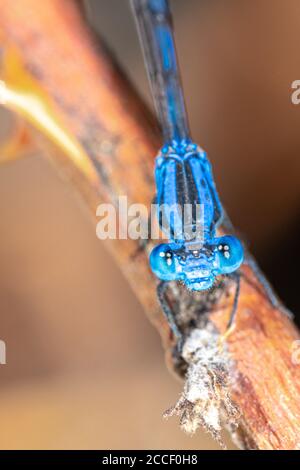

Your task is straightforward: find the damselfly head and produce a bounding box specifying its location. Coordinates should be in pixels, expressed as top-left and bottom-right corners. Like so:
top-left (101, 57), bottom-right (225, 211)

top-left (149, 242), bottom-right (215, 290)
top-left (149, 235), bottom-right (244, 290)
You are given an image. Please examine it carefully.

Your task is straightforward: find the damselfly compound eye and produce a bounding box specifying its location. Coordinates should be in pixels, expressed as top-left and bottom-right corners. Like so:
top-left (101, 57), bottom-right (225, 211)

top-left (150, 244), bottom-right (177, 281)
top-left (215, 236), bottom-right (244, 275)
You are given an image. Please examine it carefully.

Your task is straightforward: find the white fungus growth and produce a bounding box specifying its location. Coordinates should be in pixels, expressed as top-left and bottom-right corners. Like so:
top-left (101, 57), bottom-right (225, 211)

top-left (164, 327), bottom-right (239, 448)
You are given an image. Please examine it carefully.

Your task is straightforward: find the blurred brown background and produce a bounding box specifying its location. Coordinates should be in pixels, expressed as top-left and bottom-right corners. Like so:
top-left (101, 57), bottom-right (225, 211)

top-left (0, 0), bottom-right (299, 449)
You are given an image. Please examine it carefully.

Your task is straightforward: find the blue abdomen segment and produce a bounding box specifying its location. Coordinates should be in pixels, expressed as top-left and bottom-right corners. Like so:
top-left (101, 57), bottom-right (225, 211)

top-left (132, 0), bottom-right (189, 143)
top-left (155, 143), bottom-right (223, 243)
